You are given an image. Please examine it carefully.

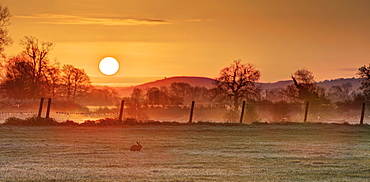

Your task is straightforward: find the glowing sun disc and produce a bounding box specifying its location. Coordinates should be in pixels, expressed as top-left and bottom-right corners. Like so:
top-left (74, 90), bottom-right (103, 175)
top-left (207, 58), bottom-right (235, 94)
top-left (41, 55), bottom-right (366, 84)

top-left (99, 57), bottom-right (119, 75)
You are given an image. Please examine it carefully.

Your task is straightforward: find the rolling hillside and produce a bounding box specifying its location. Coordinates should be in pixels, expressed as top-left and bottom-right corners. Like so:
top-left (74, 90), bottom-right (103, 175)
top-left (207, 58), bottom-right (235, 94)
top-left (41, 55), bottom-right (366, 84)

top-left (113, 76), bottom-right (361, 97)
top-left (113, 76), bottom-right (215, 97)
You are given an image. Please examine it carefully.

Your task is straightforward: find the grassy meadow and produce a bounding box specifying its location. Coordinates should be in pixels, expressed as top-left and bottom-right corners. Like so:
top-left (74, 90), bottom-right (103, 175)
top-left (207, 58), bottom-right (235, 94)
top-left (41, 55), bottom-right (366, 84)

top-left (1, 124), bottom-right (369, 181)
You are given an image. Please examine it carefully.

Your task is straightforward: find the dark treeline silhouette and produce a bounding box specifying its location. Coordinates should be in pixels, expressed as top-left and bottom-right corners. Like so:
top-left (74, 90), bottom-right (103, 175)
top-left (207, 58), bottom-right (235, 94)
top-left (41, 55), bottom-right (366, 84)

top-left (1, 36), bottom-right (91, 101)
top-left (120, 62), bottom-right (370, 123)
top-left (122, 82), bottom-right (212, 120)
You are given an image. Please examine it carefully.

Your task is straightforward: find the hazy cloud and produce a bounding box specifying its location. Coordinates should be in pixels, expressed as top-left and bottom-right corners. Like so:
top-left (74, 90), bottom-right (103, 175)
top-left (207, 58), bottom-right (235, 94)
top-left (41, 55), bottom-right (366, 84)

top-left (335, 67), bottom-right (358, 72)
top-left (16, 14), bottom-right (170, 26)
top-left (183, 19), bottom-right (214, 22)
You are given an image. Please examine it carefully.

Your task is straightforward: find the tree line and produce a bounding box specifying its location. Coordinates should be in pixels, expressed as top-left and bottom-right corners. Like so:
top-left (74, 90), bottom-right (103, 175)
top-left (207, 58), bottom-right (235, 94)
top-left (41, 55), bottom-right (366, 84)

top-left (120, 60), bottom-right (370, 122)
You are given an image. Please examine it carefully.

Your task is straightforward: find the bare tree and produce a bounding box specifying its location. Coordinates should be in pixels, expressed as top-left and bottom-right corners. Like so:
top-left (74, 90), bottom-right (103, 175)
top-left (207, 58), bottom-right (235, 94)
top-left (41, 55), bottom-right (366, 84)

top-left (170, 82), bottom-right (210, 104)
top-left (213, 60), bottom-right (261, 110)
top-left (291, 69), bottom-right (319, 102)
top-left (60, 64), bottom-right (91, 100)
top-left (84, 86), bottom-right (119, 106)
top-left (19, 36), bottom-right (53, 98)
top-left (170, 82), bottom-right (192, 102)
top-left (0, 5), bottom-right (12, 57)
top-left (146, 87), bottom-right (161, 107)
top-left (280, 84), bottom-right (299, 102)
top-left (1, 54), bottom-right (58, 99)
top-left (125, 88), bottom-right (148, 120)
top-left (357, 64), bottom-right (370, 101)
top-left (328, 82), bottom-right (353, 102)
top-left (1, 55), bottom-right (33, 99)
top-left (44, 62), bottom-right (61, 98)
top-left (286, 69), bottom-right (329, 107)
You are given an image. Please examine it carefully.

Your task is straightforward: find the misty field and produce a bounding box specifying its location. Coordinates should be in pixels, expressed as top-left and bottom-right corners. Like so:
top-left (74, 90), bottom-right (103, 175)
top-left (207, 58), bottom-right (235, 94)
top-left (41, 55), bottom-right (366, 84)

top-left (1, 124), bottom-right (369, 181)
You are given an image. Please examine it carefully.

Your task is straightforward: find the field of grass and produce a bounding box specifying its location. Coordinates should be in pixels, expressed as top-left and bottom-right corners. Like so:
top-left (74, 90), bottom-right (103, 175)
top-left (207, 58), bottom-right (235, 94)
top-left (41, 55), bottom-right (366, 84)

top-left (1, 124), bottom-right (369, 181)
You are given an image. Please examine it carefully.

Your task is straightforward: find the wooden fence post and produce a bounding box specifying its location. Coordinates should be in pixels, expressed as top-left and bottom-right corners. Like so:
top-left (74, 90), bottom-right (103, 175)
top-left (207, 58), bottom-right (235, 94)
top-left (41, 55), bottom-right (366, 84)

top-left (45, 98), bottom-right (52, 118)
top-left (360, 103), bottom-right (365, 125)
top-left (304, 102), bottom-right (309, 122)
top-left (37, 98), bottom-right (44, 118)
top-left (188, 101), bottom-right (195, 123)
top-left (118, 100), bottom-right (125, 122)
top-left (239, 101), bottom-right (246, 123)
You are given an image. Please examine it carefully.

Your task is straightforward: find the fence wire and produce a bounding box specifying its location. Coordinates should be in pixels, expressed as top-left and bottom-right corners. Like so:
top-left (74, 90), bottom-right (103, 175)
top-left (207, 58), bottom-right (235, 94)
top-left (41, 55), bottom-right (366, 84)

top-left (0, 101), bottom-right (369, 124)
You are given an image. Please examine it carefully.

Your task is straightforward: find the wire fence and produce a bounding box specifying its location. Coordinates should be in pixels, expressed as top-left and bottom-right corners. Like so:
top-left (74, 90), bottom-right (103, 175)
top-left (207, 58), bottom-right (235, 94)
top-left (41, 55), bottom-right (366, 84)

top-left (129, 102), bottom-right (369, 124)
top-left (0, 99), bottom-right (369, 125)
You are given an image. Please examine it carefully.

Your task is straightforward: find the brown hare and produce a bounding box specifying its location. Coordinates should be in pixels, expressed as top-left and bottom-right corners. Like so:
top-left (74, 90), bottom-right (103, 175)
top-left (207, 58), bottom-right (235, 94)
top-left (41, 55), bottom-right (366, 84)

top-left (130, 141), bottom-right (142, 151)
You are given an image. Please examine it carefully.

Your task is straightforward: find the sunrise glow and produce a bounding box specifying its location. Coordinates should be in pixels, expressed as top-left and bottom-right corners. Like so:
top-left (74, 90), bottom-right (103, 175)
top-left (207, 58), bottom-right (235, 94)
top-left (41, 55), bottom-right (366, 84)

top-left (2, 0), bottom-right (369, 86)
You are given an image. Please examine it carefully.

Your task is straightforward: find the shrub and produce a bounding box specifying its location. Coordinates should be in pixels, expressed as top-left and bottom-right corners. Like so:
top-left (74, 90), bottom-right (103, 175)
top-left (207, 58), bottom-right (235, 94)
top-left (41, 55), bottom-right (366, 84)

top-left (60, 120), bottom-right (79, 126)
top-left (23, 117), bottom-right (59, 126)
top-left (4, 117), bottom-right (59, 126)
top-left (4, 117), bottom-right (25, 125)
top-left (96, 118), bottom-right (123, 126)
top-left (124, 118), bottom-right (140, 125)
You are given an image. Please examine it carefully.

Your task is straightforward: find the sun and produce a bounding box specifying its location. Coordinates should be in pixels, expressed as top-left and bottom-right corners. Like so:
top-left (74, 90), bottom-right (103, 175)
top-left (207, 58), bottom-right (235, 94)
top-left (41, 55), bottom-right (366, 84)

top-left (99, 57), bottom-right (120, 76)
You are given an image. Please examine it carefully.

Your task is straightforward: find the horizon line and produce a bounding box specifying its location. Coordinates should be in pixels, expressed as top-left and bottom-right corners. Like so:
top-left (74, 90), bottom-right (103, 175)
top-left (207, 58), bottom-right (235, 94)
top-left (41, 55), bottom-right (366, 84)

top-left (91, 75), bottom-right (359, 88)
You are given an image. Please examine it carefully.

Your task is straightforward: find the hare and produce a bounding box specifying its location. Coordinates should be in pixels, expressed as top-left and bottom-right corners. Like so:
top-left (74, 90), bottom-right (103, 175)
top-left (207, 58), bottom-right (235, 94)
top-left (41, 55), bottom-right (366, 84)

top-left (130, 141), bottom-right (142, 151)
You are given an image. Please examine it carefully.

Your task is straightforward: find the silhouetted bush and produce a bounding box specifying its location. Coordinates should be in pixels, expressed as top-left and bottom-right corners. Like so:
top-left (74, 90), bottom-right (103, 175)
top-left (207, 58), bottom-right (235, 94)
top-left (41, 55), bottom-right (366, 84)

top-left (4, 117), bottom-right (25, 126)
top-left (78, 118), bottom-right (140, 126)
top-left (124, 118), bottom-right (141, 125)
top-left (96, 118), bottom-right (123, 126)
top-left (80, 120), bottom-right (97, 126)
top-left (59, 120), bottom-right (79, 126)
top-left (4, 117), bottom-right (59, 126)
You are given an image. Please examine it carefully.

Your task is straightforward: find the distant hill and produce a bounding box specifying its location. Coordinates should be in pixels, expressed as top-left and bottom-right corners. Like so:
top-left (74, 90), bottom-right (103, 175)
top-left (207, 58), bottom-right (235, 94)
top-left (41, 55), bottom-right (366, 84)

top-left (112, 76), bottom-right (361, 97)
top-left (257, 80), bottom-right (293, 90)
top-left (113, 76), bottom-right (215, 97)
top-left (258, 78), bottom-right (361, 91)
top-left (317, 78), bottom-right (361, 91)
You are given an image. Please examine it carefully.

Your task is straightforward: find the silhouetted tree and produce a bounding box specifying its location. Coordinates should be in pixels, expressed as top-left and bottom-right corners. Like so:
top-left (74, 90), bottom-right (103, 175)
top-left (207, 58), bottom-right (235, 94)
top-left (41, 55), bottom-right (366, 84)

top-left (213, 60), bottom-right (261, 110)
top-left (129, 88), bottom-right (145, 109)
top-left (0, 5), bottom-right (12, 57)
top-left (84, 86), bottom-right (119, 106)
top-left (125, 88), bottom-right (147, 120)
top-left (288, 69), bottom-right (328, 104)
top-left (1, 52), bottom-right (60, 99)
top-left (146, 86), bottom-right (177, 107)
top-left (291, 69), bottom-right (316, 101)
top-left (60, 64), bottom-right (91, 100)
top-left (170, 82), bottom-right (192, 102)
top-left (146, 87), bottom-right (161, 106)
top-left (42, 61), bottom-right (62, 98)
top-left (158, 86), bottom-right (182, 106)
top-left (328, 82), bottom-right (353, 102)
top-left (357, 64), bottom-right (370, 101)
top-left (1, 55), bottom-right (33, 99)
top-left (170, 82), bottom-right (210, 104)
top-left (280, 84), bottom-right (300, 102)
top-left (20, 36), bottom-right (53, 98)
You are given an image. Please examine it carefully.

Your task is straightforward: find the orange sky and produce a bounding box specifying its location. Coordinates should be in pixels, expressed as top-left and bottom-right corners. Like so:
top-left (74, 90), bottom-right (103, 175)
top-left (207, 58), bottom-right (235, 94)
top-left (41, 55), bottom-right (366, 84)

top-left (2, 0), bottom-right (370, 86)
